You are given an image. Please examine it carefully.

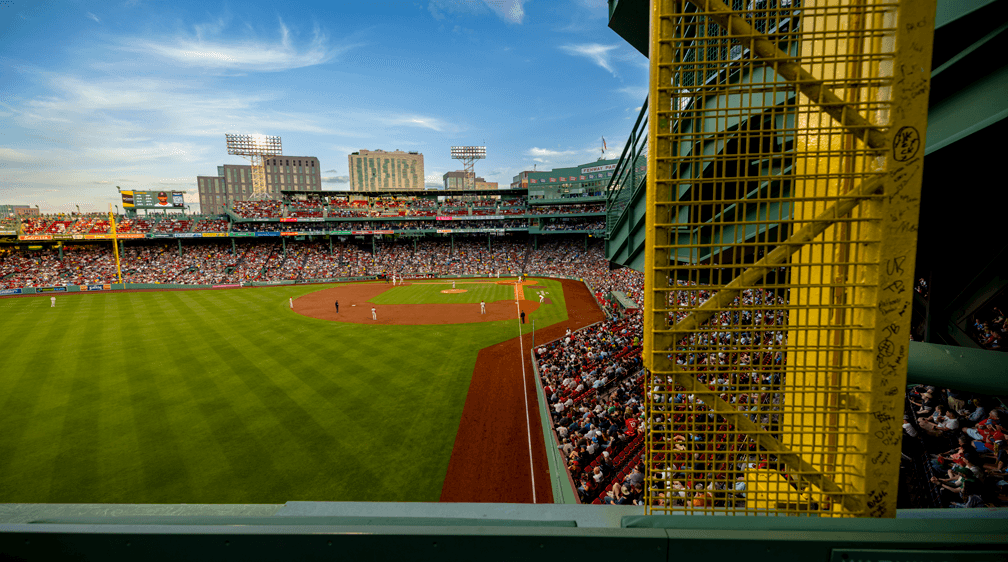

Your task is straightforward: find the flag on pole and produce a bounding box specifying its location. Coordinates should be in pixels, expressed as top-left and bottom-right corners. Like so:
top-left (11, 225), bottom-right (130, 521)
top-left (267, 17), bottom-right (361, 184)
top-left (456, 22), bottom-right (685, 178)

top-left (602, 137), bottom-right (607, 152)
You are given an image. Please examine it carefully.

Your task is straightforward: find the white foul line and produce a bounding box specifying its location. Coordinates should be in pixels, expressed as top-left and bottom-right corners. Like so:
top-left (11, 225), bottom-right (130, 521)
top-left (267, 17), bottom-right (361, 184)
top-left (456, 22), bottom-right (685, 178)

top-left (515, 283), bottom-right (537, 504)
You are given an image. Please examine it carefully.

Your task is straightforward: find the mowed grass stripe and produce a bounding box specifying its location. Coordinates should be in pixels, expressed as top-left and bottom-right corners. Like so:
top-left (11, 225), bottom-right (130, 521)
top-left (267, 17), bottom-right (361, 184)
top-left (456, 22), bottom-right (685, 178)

top-left (0, 296), bottom-right (86, 499)
top-left (165, 291), bottom-right (298, 503)
top-left (201, 298), bottom-right (391, 500)
top-left (48, 294), bottom-right (106, 501)
top-left (121, 292), bottom-right (197, 502)
top-left (97, 295), bottom-right (146, 503)
top-left (173, 291), bottom-right (389, 502)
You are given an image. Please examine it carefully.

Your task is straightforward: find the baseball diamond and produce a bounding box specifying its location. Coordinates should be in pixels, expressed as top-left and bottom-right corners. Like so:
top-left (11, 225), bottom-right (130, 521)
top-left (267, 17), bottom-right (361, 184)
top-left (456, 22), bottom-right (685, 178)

top-left (0, 251), bottom-right (616, 504)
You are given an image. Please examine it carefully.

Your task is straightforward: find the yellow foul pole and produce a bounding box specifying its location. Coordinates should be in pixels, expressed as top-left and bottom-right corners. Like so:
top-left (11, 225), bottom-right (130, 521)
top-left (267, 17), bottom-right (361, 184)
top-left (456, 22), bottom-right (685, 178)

top-left (108, 204), bottom-right (122, 284)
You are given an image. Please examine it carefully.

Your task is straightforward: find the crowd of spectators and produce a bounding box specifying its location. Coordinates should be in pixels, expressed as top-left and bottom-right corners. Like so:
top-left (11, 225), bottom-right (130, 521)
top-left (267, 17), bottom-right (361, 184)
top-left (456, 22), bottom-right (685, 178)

top-left (222, 195), bottom-right (610, 220)
top-left (902, 385), bottom-right (1007, 508)
top-left (116, 218), bottom-right (152, 234)
top-left (232, 200), bottom-right (283, 219)
top-left (540, 218), bottom-right (605, 231)
top-left (0, 216), bottom-right (18, 231)
top-left (529, 203), bottom-right (605, 215)
top-left (970, 306), bottom-right (1005, 351)
top-left (192, 218), bottom-right (230, 233)
top-left (151, 218), bottom-right (193, 234)
top-left (536, 312), bottom-right (647, 504)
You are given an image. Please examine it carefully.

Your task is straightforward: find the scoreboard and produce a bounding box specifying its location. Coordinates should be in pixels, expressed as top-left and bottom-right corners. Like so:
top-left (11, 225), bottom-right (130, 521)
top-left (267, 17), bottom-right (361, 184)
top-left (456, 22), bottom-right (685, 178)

top-left (122, 190), bottom-right (184, 209)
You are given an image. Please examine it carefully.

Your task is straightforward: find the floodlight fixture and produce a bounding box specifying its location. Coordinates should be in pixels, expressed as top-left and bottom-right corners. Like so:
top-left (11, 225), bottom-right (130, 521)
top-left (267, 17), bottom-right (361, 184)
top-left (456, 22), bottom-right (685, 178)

top-left (451, 146), bottom-right (487, 191)
top-left (224, 133), bottom-right (282, 201)
top-left (225, 134), bottom-right (283, 157)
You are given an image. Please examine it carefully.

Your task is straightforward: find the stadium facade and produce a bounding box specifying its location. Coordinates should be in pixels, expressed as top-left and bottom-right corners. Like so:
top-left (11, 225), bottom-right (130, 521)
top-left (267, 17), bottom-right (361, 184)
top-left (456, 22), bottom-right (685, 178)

top-left (196, 157), bottom-right (321, 215)
top-left (348, 149), bottom-right (425, 192)
top-left (511, 158), bottom-right (620, 197)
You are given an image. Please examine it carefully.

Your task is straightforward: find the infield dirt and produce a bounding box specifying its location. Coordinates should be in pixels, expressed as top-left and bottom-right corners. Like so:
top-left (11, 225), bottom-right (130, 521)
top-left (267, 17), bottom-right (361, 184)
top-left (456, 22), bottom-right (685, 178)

top-left (293, 281), bottom-right (541, 324)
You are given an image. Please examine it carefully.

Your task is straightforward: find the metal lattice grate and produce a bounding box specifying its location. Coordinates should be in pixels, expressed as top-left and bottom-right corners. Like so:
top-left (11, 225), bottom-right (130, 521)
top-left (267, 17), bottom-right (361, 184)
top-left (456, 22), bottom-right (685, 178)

top-left (643, 0), bottom-right (936, 516)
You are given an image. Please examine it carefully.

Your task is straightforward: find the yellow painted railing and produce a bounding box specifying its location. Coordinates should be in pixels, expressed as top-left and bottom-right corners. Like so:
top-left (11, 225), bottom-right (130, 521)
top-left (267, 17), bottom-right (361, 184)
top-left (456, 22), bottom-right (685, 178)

top-left (643, 0), bottom-right (936, 516)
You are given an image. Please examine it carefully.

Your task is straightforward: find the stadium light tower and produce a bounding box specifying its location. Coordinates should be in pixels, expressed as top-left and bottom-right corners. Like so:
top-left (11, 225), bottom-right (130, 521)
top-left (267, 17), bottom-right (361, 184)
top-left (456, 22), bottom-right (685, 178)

top-left (450, 146), bottom-right (486, 191)
top-left (225, 133), bottom-right (282, 200)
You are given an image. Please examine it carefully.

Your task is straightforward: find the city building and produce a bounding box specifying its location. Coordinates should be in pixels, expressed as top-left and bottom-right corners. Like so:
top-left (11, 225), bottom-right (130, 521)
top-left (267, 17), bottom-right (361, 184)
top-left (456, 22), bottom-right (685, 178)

top-left (512, 158), bottom-right (620, 198)
top-left (443, 171), bottom-right (499, 191)
top-left (348, 149), bottom-right (424, 192)
top-left (0, 204), bottom-right (40, 218)
top-left (196, 156), bottom-right (321, 215)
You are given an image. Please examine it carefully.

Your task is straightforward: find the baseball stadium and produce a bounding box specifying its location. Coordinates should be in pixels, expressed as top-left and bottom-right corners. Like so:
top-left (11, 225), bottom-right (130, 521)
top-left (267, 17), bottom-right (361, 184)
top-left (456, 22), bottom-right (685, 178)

top-left (2, 0), bottom-right (1008, 559)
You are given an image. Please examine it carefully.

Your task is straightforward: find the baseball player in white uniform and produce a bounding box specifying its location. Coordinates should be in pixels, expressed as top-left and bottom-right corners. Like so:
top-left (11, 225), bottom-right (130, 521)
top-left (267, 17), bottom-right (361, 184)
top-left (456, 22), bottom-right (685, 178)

top-left (372, 306), bottom-right (377, 320)
top-left (539, 293), bottom-right (545, 303)
top-left (289, 297), bottom-right (293, 309)
top-left (480, 300), bottom-right (486, 314)
top-left (51, 296), bottom-right (56, 307)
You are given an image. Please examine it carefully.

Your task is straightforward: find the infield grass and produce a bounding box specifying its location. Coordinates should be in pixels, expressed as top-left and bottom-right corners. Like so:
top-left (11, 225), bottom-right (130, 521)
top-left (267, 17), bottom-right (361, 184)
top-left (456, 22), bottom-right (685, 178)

top-left (370, 279), bottom-right (515, 305)
top-left (0, 279), bottom-right (567, 504)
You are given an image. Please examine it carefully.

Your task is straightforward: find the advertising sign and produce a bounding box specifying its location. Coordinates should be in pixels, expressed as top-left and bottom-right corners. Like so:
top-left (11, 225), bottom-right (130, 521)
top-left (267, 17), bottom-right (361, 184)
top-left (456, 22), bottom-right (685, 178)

top-left (201, 233), bottom-right (227, 237)
top-left (123, 190), bottom-right (184, 209)
top-left (254, 232), bottom-right (281, 237)
top-left (116, 233), bottom-right (145, 239)
top-left (36, 287), bottom-right (68, 293)
top-left (81, 284), bottom-right (111, 291)
top-left (0, 230), bottom-right (16, 236)
top-left (582, 163), bottom-right (617, 174)
top-left (0, 288), bottom-right (23, 295)
top-left (20, 235), bottom-right (52, 241)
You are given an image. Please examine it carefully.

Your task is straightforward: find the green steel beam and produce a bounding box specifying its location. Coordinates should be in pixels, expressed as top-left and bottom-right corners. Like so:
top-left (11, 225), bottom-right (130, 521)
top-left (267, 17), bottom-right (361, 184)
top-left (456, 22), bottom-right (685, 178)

top-left (906, 341), bottom-right (1008, 395)
top-left (607, 0), bottom-right (649, 57)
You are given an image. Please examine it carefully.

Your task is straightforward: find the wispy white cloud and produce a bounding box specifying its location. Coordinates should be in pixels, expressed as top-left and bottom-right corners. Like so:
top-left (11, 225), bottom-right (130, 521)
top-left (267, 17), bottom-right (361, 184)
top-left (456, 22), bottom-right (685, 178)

top-left (428, 0), bottom-right (527, 24)
top-left (528, 147), bottom-right (578, 158)
top-left (617, 86), bottom-right (647, 100)
top-left (387, 114), bottom-right (454, 133)
top-left (87, 12), bottom-right (100, 24)
top-left (118, 21), bottom-right (355, 72)
top-left (322, 175), bottom-right (349, 183)
top-left (559, 43), bottom-right (620, 75)
top-left (483, 0), bottom-right (527, 23)
top-left (425, 173), bottom-right (444, 187)
top-left (0, 147), bottom-right (42, 163)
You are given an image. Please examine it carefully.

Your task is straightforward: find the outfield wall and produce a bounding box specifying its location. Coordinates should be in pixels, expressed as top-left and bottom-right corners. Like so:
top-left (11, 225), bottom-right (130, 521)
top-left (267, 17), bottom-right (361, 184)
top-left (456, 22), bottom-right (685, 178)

top-left (0, 276), bottom-right (378, 296)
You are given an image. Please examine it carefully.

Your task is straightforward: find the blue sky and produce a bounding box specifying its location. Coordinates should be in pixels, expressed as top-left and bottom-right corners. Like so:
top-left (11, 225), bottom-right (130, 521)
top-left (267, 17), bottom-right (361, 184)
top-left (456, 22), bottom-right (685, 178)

top-left (0, 0), bottom-right (647, 213)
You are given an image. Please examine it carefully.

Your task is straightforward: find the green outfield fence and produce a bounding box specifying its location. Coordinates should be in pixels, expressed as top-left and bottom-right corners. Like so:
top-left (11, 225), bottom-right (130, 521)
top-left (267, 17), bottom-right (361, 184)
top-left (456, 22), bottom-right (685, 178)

top-left (0, 277), bottom-right (378, 296)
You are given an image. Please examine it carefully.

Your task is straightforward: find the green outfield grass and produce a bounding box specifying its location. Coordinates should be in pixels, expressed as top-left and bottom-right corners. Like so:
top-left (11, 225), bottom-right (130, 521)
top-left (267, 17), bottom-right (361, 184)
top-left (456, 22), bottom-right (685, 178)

top-left (0, 280), bottom-right (567, 504)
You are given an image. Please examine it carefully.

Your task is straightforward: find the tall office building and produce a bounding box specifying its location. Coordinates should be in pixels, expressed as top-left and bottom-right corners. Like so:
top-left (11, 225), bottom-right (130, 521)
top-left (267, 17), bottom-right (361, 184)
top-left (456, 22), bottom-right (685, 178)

top-left (348, 149), bottom-right (424, 192)
top-left (443, 171), bottom-right (498, 190)
top-left (196, 156), bottom-right (321, 215)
